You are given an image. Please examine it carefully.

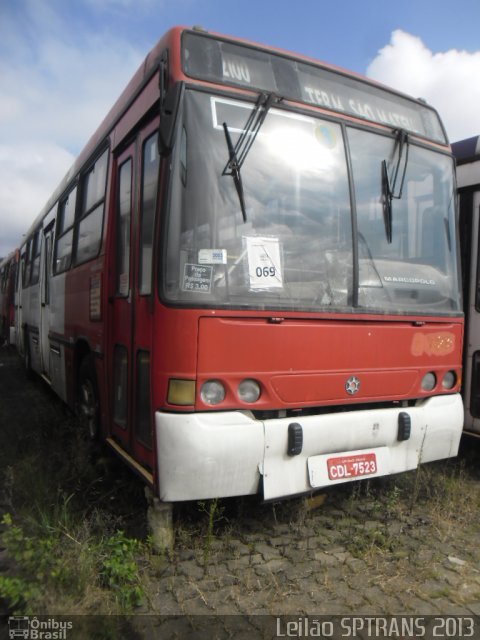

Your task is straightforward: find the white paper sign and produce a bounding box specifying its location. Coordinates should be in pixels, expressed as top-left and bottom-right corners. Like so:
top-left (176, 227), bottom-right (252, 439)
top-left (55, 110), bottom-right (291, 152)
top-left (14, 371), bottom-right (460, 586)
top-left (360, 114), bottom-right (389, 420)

top-left (245, 236), bottom-right (283, 290)
top-left (198, 249), bottom-right (227, 265)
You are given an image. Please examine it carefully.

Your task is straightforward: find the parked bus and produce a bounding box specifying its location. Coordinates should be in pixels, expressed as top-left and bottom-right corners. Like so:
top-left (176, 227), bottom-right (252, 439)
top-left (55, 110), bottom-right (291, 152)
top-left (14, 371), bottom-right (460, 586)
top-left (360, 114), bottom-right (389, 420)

top-left (452, 135), bottom-right (480, 436)
top-left (0, 250), bottom-right (18, 346)
top-left (12, 26), bottom-right (463, 502)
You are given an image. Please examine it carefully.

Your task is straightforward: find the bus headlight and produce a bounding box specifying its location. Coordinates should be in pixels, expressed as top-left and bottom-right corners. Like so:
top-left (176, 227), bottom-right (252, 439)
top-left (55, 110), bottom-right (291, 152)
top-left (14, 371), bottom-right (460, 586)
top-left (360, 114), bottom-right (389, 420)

top-left (442, 371), bottom-right (457, 390)
top-left (421, 372), bottom-right (437, 391)
top-left (238, 379), bottom-right (261, 403)
top-left (201, 380), bottom-right (226, 405)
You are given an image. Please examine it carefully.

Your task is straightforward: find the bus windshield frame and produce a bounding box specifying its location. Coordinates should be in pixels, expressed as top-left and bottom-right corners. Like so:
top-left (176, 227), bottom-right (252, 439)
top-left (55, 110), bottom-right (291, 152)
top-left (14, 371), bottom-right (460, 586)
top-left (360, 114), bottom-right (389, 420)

top-left (161, 88), bottom-right (461, 317)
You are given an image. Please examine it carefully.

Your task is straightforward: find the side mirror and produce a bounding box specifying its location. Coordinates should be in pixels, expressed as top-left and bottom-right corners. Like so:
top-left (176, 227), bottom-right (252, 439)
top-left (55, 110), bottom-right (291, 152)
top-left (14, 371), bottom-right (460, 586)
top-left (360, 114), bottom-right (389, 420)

top-left (158, 81), bottom-right (184, 156)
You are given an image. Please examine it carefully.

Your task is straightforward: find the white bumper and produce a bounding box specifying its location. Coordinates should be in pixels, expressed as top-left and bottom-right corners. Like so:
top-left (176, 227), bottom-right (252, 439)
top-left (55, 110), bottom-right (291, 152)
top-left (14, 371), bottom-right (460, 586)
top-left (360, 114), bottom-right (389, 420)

top-left (155, 394), bottom-right (463, 501)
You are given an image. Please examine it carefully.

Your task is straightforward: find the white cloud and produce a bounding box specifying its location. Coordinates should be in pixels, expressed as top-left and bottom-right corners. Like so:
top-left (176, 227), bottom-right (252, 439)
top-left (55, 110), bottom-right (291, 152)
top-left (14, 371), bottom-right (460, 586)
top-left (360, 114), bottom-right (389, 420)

top-left (0, 143), bottom-right (75, 254)
top-left (367, 30), bottom-right (480, 144)
top-left (0, 1), bottom-right (143, 257)
top-left (0, 29), bottom-right (142, 151)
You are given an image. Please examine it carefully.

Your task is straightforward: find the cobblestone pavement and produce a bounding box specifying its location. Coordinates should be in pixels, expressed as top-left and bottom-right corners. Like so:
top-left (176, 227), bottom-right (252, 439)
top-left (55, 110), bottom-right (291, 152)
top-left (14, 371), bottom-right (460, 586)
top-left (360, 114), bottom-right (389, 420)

top-left (1, 345), bottom-right (480, 637)
top-left (144, 474), bottom-right (480, 618)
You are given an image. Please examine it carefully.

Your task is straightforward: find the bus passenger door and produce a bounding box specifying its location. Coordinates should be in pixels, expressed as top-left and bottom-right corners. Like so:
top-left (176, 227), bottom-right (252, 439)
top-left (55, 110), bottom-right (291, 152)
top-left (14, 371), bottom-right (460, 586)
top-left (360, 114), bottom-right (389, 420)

top-left (461, 190), bottom-right (480, 433)
top-left (15, 252), bottom-right (26, 354)
top-left (40, 224), bottom-right (54, 379)
top-left (109, 143), bottom-right (136, 452)
top-left (108, 121), bottom-right (159, 477)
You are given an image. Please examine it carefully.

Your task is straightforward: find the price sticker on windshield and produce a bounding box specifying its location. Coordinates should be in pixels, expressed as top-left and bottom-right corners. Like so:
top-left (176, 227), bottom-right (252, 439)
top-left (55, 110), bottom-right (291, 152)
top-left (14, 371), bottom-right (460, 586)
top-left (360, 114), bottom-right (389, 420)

top-left (245, 236), bottom-right (283, 290)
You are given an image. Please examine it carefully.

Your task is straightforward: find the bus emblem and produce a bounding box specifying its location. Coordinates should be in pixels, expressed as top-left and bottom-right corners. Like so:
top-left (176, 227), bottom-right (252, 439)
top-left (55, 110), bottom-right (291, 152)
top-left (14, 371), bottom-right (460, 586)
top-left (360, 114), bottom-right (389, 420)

top-left (345, 376), bottom-right (361, 395)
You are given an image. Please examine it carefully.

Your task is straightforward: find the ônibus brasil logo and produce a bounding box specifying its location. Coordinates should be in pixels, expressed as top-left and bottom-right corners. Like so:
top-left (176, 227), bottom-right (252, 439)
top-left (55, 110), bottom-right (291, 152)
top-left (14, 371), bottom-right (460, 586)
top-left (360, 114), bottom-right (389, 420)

top-left (8, 616), bottom-right (73, 640)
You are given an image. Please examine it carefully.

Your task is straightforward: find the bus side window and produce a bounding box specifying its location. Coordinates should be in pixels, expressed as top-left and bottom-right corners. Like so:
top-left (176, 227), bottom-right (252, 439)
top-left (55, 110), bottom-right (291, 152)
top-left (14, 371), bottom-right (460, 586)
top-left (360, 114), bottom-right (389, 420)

top-left (10, 261), bottom-right (17, 299)
top-left (20, 252), bottom-right (26, 288)
top-left (116, 159), bottom-right (132, 296)
top-left (24, 240), bottom-right (32, 288)
top-left (55, 187), bottom-right (77, 274)
top-left (43, 224), bottom-right (55, 305)
top-left (139, 133), bottom-right (160, 295)
top-left (75, 148), bottom-right (109, 265)
top-left (30, 230), bottom-right (41, 285)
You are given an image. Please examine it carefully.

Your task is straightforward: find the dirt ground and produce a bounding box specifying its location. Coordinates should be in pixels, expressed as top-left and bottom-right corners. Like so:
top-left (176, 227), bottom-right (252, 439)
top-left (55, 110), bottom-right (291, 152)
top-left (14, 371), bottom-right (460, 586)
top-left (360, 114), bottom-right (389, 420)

top-left (1, 344), bottom-right (480, 638)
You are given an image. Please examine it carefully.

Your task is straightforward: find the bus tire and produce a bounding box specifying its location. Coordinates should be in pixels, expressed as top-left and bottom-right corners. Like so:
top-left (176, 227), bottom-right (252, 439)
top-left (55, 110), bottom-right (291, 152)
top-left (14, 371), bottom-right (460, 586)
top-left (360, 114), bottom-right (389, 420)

top-left (77, 355), bottom-right (100, 441)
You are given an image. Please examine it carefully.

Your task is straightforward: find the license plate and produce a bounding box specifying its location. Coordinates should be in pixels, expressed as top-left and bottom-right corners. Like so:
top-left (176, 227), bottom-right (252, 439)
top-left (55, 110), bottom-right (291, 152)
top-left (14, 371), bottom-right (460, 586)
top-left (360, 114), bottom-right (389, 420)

top-left (327, 452), bottom-right (377, 481)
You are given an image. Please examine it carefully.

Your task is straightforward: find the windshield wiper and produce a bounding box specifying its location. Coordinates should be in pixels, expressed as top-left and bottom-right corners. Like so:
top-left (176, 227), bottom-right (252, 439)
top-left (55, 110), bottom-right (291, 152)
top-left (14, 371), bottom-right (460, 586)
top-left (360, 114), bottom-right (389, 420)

top-left (223, 123), bottom-right (248, 223)
top-left (382, 129), bottom-right (409, 243)
top-left (222, 92), bottom-right (279, 222)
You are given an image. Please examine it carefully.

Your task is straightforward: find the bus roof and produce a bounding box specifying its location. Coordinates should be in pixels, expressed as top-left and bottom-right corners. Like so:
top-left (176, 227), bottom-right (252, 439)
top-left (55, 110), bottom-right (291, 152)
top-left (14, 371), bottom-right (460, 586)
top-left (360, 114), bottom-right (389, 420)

top-left (452, 135), bottom-right (480, 165)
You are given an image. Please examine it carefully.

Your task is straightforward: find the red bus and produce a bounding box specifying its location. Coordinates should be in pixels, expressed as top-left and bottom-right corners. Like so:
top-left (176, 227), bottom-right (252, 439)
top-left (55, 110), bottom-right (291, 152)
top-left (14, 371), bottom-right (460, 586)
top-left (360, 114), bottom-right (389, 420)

top-left (13, 26), bottom-right (463, 502)
top-left (0, 249), bottom-right (18, 346)
top-left (453, 135), bottom-right (480, 435)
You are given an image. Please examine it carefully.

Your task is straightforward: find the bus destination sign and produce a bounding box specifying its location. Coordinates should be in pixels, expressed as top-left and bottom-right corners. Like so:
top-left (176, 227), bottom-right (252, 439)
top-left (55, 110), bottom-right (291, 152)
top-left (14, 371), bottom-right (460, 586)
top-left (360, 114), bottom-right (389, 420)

top-left (183, 31), bottom-right (446, 144)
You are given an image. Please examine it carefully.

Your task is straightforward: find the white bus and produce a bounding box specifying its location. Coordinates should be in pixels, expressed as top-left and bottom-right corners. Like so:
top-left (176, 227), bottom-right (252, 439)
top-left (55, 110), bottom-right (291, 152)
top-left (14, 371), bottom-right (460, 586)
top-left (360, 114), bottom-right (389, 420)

top-left (453, 135), bottom-right (480, 435)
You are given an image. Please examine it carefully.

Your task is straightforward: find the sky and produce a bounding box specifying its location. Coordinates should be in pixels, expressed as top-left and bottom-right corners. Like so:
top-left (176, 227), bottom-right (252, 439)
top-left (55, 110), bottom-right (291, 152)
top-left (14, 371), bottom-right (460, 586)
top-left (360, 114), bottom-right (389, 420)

top-left (1, 0), bottom-right (480, 258)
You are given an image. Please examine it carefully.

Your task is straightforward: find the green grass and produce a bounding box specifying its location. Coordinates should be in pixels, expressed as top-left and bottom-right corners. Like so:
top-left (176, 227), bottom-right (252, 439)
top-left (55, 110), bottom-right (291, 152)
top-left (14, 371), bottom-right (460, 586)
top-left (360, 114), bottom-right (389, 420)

top-left (0, 353), bottom-right (147, 616)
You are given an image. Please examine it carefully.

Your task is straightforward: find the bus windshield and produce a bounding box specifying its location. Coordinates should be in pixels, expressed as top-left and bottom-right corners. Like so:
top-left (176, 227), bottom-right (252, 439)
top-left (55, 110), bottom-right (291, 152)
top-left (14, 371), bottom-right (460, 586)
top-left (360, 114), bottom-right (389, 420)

top-left (162, 89), bottom-right (460, 315)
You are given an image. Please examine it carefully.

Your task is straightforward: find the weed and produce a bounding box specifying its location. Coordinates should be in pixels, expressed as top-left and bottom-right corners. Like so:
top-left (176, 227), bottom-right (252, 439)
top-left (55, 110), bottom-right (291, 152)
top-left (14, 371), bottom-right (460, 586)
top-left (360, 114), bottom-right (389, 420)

top-left (34, 492), bottom-right (76, 537)
top-left (0, 576), bottom-right (38, 613)
top-left (0, 511), bottom-right (145, 615)
top-left (384, 484), bottom-right (401, 518)
top-left (348, 527), bottom-right (394, 558)
top-left (99, 530), bottom-right (144, 610)
top-left (1, 513), bottom-right (71, 586)
top-left (197, 498), bottom-right (226, 566)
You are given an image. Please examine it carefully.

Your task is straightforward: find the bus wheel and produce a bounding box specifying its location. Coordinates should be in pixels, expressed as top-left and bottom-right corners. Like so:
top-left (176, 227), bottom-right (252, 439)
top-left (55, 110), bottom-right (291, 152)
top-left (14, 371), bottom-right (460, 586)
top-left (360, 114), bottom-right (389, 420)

top-left (78, 356), bottom-right (100, 441)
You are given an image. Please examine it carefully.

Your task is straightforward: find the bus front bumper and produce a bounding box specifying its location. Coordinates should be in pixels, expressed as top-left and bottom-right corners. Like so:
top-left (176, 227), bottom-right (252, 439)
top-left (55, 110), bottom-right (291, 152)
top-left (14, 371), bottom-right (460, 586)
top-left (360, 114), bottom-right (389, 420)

top-left (155, 393), bottom-right (463, 502)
